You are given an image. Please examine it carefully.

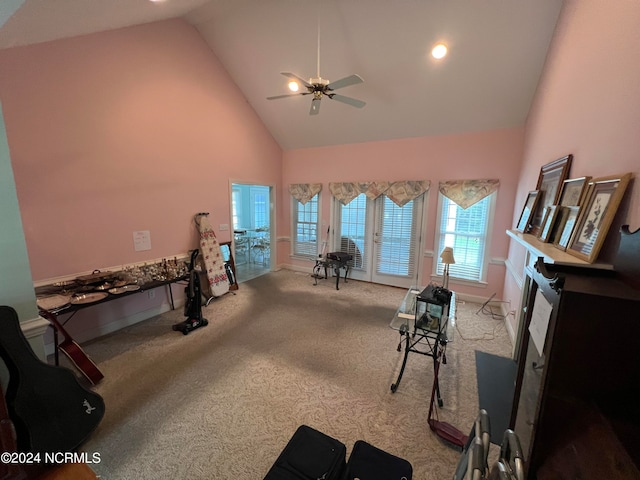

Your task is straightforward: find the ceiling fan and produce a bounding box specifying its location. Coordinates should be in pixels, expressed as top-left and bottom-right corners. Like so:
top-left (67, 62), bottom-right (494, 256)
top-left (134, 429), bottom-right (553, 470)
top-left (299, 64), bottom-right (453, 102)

top-left (266, 10), bottom-right (366, 115)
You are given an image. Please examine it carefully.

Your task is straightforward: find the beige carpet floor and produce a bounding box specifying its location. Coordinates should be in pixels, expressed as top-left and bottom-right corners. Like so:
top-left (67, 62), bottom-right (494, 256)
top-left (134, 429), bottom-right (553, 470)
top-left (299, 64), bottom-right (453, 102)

top-left (77, 269), bottom-right (512, 479)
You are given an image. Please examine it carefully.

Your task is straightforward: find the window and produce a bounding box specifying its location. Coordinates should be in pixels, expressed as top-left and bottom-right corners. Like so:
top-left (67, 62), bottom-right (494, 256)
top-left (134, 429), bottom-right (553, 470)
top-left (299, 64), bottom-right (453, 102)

top-left (339, 193), bottom-right (368, 270)
top-left (232, 189), bottom-right (241, 229)
top-left (253, 192), bottom-right (268, 228)
top-left (435, 193), bottom-right (495, 283)
top-left (292, 194), bottom-right (320, 257)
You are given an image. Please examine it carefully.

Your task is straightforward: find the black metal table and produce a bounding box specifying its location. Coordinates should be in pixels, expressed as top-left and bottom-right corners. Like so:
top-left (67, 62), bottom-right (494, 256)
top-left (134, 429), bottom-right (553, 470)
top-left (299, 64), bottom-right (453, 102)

top-left (37, 274), bottom-right (189, 367)
top-left (312, 255), bottom-right (352, 290)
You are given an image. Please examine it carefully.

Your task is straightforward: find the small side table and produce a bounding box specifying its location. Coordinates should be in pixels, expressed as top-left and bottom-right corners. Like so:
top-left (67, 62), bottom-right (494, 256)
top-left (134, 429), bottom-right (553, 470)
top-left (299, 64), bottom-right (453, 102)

top-left (312, 252), bottom-right (353, 290)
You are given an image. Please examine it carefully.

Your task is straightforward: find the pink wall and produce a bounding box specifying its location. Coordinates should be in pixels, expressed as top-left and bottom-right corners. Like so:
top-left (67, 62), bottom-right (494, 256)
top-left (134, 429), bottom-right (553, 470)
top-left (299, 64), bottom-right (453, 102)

top-left (282, 128), bottom-right (525, 297)
top-left (503, 0), bottom-right (640, 307)
top-left (0, 19), bottom-right (281, 344)
top-left (0, 19), bottom-right (282, 281)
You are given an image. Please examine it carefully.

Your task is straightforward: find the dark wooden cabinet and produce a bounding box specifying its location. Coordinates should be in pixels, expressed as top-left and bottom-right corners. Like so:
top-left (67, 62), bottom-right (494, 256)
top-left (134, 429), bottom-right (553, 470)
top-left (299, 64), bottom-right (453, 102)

top-left (510, 227), bottom-right (640, 479)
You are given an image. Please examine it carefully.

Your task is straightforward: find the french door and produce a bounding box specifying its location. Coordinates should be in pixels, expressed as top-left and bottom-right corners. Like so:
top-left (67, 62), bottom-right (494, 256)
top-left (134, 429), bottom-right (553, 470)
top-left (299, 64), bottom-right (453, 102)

top-left (333, 193), bottom-right (424, 288)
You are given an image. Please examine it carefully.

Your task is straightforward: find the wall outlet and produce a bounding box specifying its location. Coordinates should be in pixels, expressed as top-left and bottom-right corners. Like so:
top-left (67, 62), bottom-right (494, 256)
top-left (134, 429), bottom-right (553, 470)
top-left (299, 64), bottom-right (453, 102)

top-left (148, 290), bottom-right (156, 300)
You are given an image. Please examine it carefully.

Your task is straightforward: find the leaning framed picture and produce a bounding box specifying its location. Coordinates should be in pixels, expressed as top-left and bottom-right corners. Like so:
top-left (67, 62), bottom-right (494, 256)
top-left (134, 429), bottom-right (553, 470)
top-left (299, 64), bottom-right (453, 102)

top-left (551, 206), bottom-right (570, 247)
top-left (566, 173), bottom-right (632, 262)
top-left (558, 176), bottom-right (591, 207)
top-left (554, 206), bottom-right (580, 251)
top-left (530, 154), bottom-right (573, 236)
top-left (516, 191), bottom-right (540, 233)
top-left (539, 205), bottom-right (560, 243)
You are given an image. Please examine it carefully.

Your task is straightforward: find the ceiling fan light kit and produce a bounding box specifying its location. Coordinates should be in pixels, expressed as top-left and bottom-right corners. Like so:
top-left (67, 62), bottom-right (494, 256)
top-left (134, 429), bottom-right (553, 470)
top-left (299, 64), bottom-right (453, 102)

top-left (266, 5), bottom-right (366, 115)
top-left (431, 43), bottom-right (448, 59)
top-left (267, 72), bottom-right (366, 116)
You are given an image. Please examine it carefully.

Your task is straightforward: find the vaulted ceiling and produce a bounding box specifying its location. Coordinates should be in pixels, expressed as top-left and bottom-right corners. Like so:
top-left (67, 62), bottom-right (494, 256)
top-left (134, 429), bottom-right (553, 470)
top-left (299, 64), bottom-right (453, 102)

top-left (0, 0), bottom-right (564, 149)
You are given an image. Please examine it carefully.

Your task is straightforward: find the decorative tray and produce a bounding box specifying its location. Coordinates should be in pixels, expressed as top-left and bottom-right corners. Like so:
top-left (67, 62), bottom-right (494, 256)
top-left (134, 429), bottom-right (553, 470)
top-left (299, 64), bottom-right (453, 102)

top-left (37, 294), bottom-right (72, 311)
top-left (108, 285), bottom-right (141, 295)
top-left (70, 292), bottom-right (109, 305)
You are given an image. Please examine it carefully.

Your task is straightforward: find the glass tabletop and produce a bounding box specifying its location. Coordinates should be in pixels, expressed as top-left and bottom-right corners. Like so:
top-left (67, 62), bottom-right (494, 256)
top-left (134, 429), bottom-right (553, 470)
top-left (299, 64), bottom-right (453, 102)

top-left (389, 286), bottom-right (455, 342)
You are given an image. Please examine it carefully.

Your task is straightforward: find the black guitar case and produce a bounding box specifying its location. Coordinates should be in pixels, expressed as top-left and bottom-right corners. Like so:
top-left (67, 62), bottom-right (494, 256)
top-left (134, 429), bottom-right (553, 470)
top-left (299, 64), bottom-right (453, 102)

top-left (0, 306), bottom-right (105, 453)
top-left (264, 425), bottom-right (347, 480)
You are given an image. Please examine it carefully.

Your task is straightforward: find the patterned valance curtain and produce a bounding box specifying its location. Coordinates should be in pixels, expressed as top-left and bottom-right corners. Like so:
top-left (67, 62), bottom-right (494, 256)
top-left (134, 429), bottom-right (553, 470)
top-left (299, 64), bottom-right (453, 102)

top-left (360, 181), bottom-right (392, 200)
top-left (385, 180), bottom-right (430, 207)
top-left (438, 179), bottom-right (499, 209)
top-left (289, 183), bottom-right (322, 205)
top-left (328, 182), bottom-right (365, 205)
top-left (329, 180), bottom-right (430, 207)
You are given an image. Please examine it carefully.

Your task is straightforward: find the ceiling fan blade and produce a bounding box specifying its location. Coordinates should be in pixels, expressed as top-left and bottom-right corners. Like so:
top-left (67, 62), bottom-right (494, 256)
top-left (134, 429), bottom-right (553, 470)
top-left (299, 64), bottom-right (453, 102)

top-left (267, 92), bottom-right (312, 100)
top-left (329, 94), bottom-right (366, 108)
top-left (267, 94), bottom-right (298, 100)
top-left (310, 98), bottom-right (321, 115)
top-left (326, 74), bottom-right (364, 91)
top-left (281, 72), bottom-right (312, 88)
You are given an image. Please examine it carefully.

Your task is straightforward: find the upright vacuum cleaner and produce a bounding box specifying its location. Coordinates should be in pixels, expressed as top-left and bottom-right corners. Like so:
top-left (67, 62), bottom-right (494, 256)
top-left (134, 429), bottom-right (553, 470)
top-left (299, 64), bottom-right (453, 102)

top-left (172, 249), bottom-right (208, 335)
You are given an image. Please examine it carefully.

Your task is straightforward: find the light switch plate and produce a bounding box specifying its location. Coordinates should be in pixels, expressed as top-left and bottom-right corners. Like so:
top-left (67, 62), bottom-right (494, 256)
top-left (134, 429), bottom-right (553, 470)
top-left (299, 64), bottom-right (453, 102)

top-left (219, 224), bottom-right (229, 231)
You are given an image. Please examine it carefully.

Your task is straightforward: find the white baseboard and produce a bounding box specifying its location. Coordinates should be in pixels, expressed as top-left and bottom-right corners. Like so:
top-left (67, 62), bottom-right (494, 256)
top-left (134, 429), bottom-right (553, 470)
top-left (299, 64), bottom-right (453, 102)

top-left (21, 315), bottom-right (50, 361)
top-left (43, 298), bottom-right (186, 357)
top-left (454, 292), bottom-right (516, 347)
top-left (280, 263), bottom-right (314, 274)
top-left (504, 313), bottom-right (517, 345)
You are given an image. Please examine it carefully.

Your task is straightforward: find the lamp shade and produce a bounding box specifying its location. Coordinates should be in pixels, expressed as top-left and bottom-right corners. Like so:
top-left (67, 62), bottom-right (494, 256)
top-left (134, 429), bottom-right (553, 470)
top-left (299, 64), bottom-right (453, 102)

top-left (440, 247), bottom-right (455, 264)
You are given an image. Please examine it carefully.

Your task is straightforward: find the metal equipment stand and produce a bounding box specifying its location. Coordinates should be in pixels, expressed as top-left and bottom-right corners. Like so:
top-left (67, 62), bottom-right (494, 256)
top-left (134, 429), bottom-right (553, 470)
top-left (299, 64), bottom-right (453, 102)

top-left (390, 317), bottom-right (450, 407)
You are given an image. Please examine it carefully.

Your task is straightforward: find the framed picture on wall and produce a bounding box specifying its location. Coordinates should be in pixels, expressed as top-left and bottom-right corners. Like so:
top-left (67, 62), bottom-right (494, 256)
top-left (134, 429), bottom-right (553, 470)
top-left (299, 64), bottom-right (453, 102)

top-left (558, 176), bottom-right (591, 207)
top-left (516, 191), bottom-right (540, 233)
top-left (566, 173), bottom-right (632, 262)
top-left (529, 154), bottom-right (573, 236)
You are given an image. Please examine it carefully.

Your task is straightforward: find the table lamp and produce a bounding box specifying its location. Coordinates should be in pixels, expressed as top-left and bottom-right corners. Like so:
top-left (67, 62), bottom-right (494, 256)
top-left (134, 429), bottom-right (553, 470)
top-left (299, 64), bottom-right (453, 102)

top-left (440, 247), bottom-right (455, 289)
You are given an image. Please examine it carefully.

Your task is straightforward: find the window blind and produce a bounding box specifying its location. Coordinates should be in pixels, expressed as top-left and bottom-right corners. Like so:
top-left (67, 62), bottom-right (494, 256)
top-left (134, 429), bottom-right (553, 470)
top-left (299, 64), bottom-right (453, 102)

top-left (436, 194), bottom-right (492, 282)
top-left (339, 194), bottom-right (368, 269)
top-left (292, 195), bottom-right (319, 257)
top-left (375, 196), bottom-right (418, 277)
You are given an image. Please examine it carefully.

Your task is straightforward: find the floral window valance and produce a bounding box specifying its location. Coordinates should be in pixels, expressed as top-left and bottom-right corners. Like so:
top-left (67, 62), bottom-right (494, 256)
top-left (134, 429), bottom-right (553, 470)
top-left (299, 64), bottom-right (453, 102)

top-left (329, 180), bottom-right (430, 207)
top-left (289, 183), bottom-right (322, 205)
top-left (438, 179), bottom-right (499, 209)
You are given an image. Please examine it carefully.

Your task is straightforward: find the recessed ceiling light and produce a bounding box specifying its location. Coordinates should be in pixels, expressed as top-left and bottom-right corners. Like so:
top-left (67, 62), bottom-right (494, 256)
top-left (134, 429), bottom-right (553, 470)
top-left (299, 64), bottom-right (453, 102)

top-left (431, 43), bottom-right (448, 59)
top-left (288, 81), bottom-right (299, 92)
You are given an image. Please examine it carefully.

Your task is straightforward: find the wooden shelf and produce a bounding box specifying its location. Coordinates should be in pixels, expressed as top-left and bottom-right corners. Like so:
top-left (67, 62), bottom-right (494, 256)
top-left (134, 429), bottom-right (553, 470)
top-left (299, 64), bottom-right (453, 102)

top-left (506, 229), bottom-right (591, 265)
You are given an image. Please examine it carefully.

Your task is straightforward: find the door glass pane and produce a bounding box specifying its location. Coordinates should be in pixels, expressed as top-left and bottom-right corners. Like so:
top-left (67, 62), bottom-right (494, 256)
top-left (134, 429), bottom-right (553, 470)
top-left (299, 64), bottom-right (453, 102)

top-left (339, 194), bottom-right (367, 269)
top-left (376, 197), bottom-right (415, 276)
top-left (232, 189), bottom-right (241, 229)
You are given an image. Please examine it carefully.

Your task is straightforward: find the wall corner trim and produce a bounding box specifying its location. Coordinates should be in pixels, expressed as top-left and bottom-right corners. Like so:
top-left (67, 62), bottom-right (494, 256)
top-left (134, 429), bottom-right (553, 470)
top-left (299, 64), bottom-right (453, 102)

top-left (21, 315), bottom-right (49, 339)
